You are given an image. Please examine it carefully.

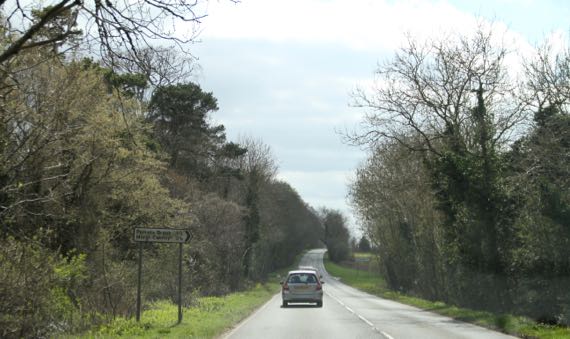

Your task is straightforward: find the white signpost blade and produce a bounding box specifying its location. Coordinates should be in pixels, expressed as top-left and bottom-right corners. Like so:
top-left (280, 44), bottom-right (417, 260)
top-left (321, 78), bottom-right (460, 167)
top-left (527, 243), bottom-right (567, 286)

top-left (134, 228), bottom-right (192, 243)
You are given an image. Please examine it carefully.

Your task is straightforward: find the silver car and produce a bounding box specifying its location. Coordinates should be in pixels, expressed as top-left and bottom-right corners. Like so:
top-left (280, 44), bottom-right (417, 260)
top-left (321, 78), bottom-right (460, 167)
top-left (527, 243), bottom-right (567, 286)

top-left (281, 270), bottom-right (324, 307)
top-left (298, 265), bottom-right (322, 279)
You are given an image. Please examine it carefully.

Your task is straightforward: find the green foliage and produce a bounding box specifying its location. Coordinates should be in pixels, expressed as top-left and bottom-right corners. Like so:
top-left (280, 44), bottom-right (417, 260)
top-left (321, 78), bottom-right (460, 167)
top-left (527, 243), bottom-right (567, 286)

top-left (324, 256), bottom-right (387, 295)
top-left (349, 28), bottom-right (570, 326)
top-left (504, 105), bottom-right (570, 323)
top-left (80, 283), bottom-right (279, 338)
top-left (324, 258), bottom-right (570, 339)
top-left (350, 141), bottom-right (446, 295)
top-left (357, 236), bottom-right (371, 252)
top-left (0, 22), bottom-right (327, 338)
top-left (148, 82), bottom-right (221, 170)
top-left (256, 181), bottom-right (323, 274)
top-left (0, 236), bottom-right (86, 338)
top-left (430, 147), bottom-right (512, 274)
top-left (104, 71), bottom-right (148, 99)
top-left (322, 208), bottom-right (351, 262)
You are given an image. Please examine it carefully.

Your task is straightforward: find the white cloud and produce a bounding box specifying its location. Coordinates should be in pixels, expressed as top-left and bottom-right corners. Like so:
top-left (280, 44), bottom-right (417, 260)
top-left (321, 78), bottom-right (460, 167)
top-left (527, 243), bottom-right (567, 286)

top-left (191, 0), bottom-right (567, 235)
top-left (276, 170), bottom-right (354, 207)
top-left (199, 0), bottom-right (484, 51)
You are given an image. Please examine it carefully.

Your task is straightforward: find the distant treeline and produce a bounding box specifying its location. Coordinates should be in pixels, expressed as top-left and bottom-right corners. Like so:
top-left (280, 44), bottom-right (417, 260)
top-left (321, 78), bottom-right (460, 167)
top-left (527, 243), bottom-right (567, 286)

top-left (349, 27), bottom-right (570, 325)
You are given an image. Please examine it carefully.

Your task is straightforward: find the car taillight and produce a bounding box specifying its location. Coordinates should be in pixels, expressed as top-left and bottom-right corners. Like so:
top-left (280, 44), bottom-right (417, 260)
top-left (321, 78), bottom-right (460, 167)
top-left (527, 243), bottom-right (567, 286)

top-left (316, 283), bottom-right (322, 291)
top-left (282, 283), bottom-right (289, 291)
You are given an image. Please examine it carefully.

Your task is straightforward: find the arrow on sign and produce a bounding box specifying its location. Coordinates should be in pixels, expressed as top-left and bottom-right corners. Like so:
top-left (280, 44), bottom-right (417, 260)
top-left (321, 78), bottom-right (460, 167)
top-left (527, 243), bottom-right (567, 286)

top-left (183, 230), bottom-right (191, 243)
top-left (134, 228), bottom-right (192, 243)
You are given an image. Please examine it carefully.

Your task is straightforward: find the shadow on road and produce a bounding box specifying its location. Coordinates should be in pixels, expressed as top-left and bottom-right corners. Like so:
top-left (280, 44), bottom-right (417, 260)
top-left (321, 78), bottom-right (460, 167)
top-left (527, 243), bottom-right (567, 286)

top-left (281, 303), bottom-right (320, 309)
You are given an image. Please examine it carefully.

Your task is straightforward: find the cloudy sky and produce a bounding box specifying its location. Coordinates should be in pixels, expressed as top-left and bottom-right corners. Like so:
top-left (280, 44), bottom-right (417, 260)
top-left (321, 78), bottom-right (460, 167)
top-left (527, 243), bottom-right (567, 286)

top-left (189, 0), bottom-right (569, 235)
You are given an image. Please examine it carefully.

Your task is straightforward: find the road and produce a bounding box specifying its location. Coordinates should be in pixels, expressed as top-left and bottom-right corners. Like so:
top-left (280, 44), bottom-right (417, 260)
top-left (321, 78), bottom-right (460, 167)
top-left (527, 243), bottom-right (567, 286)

top-left (222, 249), bottom-right (518, 339)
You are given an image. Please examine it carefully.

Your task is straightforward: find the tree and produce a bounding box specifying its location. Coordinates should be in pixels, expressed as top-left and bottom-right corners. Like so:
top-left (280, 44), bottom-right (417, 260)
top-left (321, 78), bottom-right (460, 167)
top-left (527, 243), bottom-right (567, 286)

top-left (349, 140), bottom-right (446, 296)
top-left (349, 26), bottom-right (525, 275)
top-left (501, 43), bottom-right (570, 322)
top-left (148, 82), bottom-right (221, 170)
top-left (191, 193), bottom-right (246, 293)
top-left (258, 181), bottom-right (322, 273)
top-left (321, 208), bottom-right (350, 262)
top-left (233, 137), bottom-right (277, 279)
top-left (0, 0), bottom-right (208, 66)
top-left (349, 26), bottom-right (526, 153)
top-left (0, 51), bottom-right (199, 331)
top-left (358, 236), bottom-right (371, 252)
top-left (506, 105), bottom-right (570, 322)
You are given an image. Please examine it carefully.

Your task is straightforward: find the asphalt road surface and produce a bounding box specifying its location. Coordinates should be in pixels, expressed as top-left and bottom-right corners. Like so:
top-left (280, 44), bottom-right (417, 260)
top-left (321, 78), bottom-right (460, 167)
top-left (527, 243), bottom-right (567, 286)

top-left (222, 249), bottom-right (518, 339)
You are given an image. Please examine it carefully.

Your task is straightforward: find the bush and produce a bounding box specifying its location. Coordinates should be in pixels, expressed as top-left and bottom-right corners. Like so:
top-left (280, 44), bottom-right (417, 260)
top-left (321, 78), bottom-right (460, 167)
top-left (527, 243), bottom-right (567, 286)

top-left (0, 236), bottom-right (86, 338)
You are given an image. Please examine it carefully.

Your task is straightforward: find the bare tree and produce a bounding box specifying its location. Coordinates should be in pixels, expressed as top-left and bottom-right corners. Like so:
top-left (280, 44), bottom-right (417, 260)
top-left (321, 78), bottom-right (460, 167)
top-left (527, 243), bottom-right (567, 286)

top-left (525, 42), bottom-right (570, 115)
top-left (113, 46), bottom-right (198, 88)
top-left (347, 26), bottom-right (529, 154)
top-left (0, 0), bottom-right (221, 66)
top-left (236, 136), bottom-right (278, 182)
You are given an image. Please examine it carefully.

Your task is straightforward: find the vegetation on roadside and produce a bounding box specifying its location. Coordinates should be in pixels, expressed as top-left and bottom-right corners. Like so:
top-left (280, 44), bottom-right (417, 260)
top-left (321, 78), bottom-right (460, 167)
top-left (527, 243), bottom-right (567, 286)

top-left (348, 26), bottom-right (570, 327)
top-left (67, 249), bottom-right (306, 338)
top-left (322, 209), bottom-right (352, 262)
top-left (2, 0), bottom-right (569, 337)
top-left (67, 283), bottom-right (279, 339)
top-left (324, 257), bottom-right (570, 339)
top-left (0, 4), bottom-right (325, 338)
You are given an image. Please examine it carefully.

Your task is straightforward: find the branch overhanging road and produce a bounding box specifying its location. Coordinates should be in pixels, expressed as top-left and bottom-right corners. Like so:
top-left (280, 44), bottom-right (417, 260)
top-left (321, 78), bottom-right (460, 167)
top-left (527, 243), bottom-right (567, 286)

top-left (222, 249), bottom-right (518, 339)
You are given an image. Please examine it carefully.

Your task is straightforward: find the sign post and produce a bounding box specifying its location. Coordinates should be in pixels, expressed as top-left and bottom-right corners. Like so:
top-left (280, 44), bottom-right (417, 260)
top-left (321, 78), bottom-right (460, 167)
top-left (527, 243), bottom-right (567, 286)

top-left (136, 242), bottom-right (142, 322)
top-left (134, 228), bottom-right (192, 323)
top-left (178, 242), bottom-right (183, 324)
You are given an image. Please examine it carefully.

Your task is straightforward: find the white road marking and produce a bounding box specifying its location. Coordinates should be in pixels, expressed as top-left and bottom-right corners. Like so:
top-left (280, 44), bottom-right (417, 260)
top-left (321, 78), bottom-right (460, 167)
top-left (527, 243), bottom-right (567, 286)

top-left (326, 291), bottom-right (395, 339)
top-left (358, 314), bottom-right (374, 327)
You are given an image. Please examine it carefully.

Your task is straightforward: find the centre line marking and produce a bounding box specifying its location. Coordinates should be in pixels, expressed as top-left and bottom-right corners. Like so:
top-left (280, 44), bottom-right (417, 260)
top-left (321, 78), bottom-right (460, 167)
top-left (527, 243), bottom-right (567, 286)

top-left (326, 291), bottom-right (395, 339)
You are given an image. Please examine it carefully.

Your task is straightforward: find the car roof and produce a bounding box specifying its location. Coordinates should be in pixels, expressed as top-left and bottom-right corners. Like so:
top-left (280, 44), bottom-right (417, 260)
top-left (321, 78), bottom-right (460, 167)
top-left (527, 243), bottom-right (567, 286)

top-left (288, 270), bottom-right (318, 275)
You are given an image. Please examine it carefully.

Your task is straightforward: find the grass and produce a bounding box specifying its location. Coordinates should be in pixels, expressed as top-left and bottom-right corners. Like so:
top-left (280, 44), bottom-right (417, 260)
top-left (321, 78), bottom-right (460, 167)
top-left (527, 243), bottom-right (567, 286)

top-left (324, 257), bottom-right (570, 339)
top-left (65, 282), bottom-right (279, 339)
top-left (64, 251), bottom-right (308, 338)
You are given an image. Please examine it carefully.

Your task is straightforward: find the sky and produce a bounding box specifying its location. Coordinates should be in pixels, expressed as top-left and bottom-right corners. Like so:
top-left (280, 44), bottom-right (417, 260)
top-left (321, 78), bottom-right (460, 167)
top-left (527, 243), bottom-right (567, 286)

top-left (189, 0), bottom-right (569, 236)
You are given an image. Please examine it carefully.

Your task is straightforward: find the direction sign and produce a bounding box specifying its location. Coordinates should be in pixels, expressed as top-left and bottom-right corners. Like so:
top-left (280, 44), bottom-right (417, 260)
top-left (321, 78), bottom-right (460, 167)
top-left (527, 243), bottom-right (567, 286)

top-left (134, 227), bottom-right (192, 323)
top-left (134, 228), bottom-right (191, 243)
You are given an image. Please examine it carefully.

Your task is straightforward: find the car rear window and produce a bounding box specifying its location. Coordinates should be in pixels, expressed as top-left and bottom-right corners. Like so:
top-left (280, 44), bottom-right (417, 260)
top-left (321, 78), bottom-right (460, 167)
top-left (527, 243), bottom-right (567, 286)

top-left (287, 273), bottom-right (317, 284)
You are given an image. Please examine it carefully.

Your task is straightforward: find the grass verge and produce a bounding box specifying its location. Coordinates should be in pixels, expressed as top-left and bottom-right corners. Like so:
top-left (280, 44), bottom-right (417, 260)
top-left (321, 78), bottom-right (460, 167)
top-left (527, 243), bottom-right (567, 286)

top-left (65, 251), bottom-right (308, 338)
top-left (324, 257), bottom-right (570, 339)
top-left (65, 282), bottom-right (279, 339)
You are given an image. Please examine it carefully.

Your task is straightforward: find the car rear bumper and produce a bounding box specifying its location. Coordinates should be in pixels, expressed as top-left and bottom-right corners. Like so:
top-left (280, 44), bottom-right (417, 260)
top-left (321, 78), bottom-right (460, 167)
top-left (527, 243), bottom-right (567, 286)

top-left (282, 292), bottom-right (323, 302)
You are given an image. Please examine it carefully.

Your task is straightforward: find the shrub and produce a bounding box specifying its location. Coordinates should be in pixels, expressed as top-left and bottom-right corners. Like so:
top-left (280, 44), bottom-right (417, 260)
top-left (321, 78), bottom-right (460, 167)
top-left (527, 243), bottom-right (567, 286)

top-left (0, 236), bottom-right (86, 338)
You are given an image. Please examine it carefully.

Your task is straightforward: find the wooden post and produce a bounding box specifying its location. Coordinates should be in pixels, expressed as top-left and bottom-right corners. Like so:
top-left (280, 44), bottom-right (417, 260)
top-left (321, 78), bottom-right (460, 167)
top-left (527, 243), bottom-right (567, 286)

top-left (178, 242), bottom-right (183, 324)
top-left (136, 242), bottom-right (142, 322)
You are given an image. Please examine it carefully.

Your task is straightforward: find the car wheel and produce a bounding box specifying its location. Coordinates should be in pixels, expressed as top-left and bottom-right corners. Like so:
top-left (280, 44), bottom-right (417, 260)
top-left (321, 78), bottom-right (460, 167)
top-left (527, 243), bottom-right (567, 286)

top-left (317, 301), bottom-right (323, 307)
top-left (282, 301), bottom-right (288, 307)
